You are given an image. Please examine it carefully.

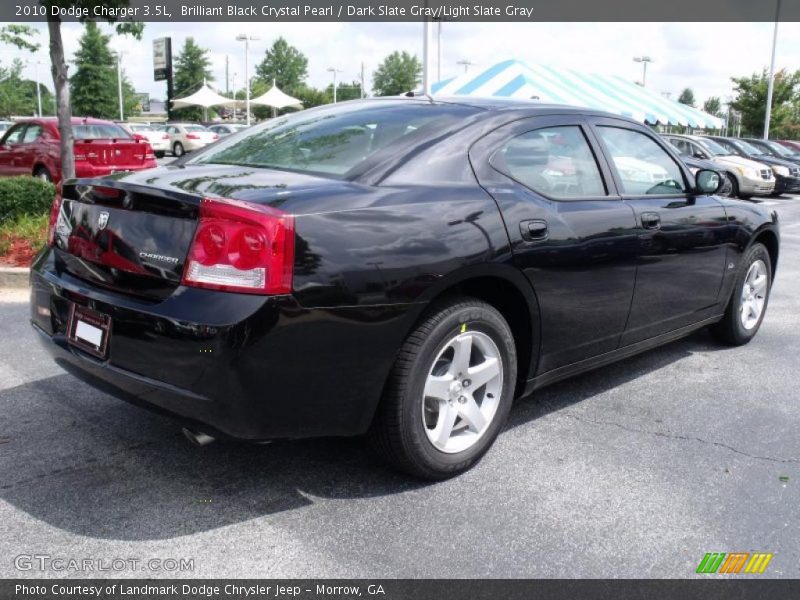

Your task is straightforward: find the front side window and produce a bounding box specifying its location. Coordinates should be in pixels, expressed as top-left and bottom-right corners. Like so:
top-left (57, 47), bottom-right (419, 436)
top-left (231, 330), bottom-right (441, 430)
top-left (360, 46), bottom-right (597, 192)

top-left (491, 125), bottom-right (606, 198)
top-left (192, 101), bottom-right (479, 177)
top-left (597, 127), bottom-right (687, 195)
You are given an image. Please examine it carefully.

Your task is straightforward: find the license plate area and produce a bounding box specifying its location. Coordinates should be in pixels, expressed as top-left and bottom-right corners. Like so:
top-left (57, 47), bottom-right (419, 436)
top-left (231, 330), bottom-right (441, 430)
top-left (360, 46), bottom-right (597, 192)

top-left (67, 303), bottom-right (111, 359)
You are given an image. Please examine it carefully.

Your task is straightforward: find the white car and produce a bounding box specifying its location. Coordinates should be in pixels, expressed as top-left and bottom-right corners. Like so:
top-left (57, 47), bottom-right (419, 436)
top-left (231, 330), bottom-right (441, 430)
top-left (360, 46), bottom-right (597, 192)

top-left (119, 122), bottom-right (170, 158)
top-left (164, 123), bottom-right (219, 157)
top-left (208, 123), bottom-right (248, 137)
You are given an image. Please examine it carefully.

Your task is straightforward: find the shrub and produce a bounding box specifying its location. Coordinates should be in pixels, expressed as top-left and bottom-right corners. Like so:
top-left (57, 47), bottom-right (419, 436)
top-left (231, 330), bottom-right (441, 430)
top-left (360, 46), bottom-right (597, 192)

top-left (0, 176), bottom-right (56, 225)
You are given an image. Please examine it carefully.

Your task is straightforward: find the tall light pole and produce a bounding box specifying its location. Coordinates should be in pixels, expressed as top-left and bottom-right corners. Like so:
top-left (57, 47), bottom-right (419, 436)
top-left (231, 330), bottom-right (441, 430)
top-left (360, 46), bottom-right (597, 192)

top-left (633, 56), bottom-right (654, 87)
top-left (327, 67), bottom-right (342, 103)
top-left (34, 59), bottom-right (43, 117)
top-left (113, 51), bottom-right (124, 121)
top-left (456, 59), bottom-right (473, 73)
top-left (437, 21), bottom-right (442, 82)
top-left (236, 34), bottom-right (258, 126)
top-left (764, 0), bottom-right (782, 139)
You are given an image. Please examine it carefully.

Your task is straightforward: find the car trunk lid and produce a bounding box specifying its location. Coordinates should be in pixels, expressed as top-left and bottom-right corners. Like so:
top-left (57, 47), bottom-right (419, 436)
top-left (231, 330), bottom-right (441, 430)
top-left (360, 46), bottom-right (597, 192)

top-left (75, 138), bottom-right (153, 170)
top-left (53, 181), bottom-right (199, 300)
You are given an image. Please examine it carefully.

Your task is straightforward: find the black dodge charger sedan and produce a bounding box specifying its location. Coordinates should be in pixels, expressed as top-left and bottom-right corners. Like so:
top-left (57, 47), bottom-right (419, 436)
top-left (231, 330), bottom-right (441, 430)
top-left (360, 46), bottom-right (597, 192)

top-left (31, 98), bottom-right (779, 479)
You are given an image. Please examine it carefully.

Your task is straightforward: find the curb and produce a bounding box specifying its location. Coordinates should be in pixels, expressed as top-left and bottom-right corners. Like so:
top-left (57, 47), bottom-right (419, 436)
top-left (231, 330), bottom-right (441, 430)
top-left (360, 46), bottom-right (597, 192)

top-left (0, 267), bottom-right (30, 289)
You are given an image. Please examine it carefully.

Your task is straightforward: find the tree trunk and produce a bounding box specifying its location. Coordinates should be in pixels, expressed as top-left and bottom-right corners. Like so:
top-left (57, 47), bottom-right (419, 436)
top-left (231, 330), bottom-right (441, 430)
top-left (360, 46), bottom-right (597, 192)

top-left (46, 14), bottom-right (74, 180)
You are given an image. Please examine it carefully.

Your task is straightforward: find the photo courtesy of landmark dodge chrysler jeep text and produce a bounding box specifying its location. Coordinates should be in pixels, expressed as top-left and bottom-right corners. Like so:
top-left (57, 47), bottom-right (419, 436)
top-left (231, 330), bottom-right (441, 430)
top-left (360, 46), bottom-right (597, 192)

top-left (30, 98), bottom-right (779, 479)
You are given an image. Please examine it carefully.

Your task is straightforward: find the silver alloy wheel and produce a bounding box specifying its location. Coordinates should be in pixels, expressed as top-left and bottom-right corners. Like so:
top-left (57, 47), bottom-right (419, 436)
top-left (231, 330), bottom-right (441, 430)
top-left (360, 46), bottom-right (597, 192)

top-left (740, 259), bottom-right (768, 330)
top-left (421, 330), bottom-right (503, 454)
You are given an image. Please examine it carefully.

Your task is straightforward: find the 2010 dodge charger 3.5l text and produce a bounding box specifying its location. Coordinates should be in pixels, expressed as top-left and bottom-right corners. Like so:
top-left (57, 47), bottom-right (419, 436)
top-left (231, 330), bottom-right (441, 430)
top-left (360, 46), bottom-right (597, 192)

top-left (30, 98), bottom-right (779, 479)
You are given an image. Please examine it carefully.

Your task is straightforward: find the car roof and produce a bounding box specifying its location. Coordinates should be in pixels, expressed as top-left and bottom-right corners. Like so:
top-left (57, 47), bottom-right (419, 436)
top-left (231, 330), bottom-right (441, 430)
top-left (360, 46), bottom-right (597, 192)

top-left (20, 117), bottom-right (120, 125)
top-left (324, 96), bottom-right (650, 132)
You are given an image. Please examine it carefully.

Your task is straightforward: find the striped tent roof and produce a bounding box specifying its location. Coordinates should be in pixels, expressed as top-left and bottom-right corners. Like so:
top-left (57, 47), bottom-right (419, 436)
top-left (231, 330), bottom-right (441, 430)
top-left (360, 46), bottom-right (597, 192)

top-left (431, 59), bottom-right (723, 129)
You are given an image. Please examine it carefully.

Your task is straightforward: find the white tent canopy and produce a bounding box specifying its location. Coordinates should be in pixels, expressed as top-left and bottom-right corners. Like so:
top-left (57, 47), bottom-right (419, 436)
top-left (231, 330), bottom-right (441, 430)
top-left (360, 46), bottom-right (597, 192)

top-left (172, 82), bottom-right (239, 109)
top-left (250, 84), bottom-right (303, 110)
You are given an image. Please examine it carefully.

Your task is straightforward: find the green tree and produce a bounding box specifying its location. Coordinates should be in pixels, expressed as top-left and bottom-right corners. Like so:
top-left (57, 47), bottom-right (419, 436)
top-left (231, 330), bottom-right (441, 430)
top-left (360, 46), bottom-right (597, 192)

top-left (677, 88), bottom-right (696, 107)
top-left (293, 85), bottom-right (330, 110)
top-left (254, 37), bottom-right (308, 95)
top-left (730, 69), bottom-right (800, 138)
top-left (69, 22), bottom-right (139, 120)
top-left (0, 26), bottom-right (40, 118)
top-left (326, 81), bottom-right (362, 103)
top-left (43, 2), bottom-right (144, 179)
top-left (0, 25), bottom-right (39, 53)
top-left (702, 96), bottom-right (722, 118)
top-left (372, 51), bottom-right (421, 96)
top-left (253, 37), bottom-right (308, 119)
top-left (172, 37), bottom-right (214, 122)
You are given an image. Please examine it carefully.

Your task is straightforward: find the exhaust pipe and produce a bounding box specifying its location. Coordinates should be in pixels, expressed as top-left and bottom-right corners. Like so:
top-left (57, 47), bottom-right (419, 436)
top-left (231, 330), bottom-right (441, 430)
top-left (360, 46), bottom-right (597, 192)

top-left (182, 427), bottom-right (216, 447)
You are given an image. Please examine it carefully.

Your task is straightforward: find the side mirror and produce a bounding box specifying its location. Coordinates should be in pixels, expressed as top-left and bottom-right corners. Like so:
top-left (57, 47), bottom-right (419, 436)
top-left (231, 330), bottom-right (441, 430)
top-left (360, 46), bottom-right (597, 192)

top-left (695, 169), bottom-right (721, 194)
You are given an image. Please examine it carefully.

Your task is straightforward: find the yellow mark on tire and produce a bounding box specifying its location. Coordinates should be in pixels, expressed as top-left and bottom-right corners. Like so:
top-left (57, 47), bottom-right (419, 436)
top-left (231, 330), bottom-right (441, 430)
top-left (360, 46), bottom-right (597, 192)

top-left (460, 323), bottom-right (467, 333)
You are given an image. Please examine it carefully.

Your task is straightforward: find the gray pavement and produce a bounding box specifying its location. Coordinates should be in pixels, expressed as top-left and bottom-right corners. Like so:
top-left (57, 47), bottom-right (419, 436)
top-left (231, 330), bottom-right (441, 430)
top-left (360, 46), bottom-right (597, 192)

top-left (1, 197), bottom-right (799, 579)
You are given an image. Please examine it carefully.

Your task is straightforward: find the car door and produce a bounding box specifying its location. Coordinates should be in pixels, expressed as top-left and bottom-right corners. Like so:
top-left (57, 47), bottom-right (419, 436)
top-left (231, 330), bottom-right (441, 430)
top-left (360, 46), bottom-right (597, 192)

top-left (470, 115), bottom-right (639, 375)
top-left (0, 124), bottom-right (27, 175)
top-left (589, 118), bottom-right (729, 344)
top-left (17, 123), bottom-right (43, 175)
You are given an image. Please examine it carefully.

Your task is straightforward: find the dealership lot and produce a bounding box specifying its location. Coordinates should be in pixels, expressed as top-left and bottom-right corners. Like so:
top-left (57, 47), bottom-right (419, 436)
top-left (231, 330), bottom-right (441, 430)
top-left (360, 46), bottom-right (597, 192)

top-left (0, 197), bottom-right (798, 579)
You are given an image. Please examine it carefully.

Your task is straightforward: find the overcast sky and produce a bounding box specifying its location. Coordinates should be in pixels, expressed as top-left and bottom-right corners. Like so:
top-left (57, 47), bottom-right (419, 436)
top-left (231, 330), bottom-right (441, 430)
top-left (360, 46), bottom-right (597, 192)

top-left (3, 21), bottom-right (799, 109)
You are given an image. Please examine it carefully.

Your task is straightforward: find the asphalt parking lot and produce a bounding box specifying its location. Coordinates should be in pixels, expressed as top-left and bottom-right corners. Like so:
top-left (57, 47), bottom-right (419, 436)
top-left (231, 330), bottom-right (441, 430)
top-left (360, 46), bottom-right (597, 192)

top-left (1, 196), bottom-right (798, 579)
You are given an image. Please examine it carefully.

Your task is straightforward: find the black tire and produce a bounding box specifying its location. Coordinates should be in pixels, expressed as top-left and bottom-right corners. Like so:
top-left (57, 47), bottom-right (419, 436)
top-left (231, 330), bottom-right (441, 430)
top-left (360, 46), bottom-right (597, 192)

top-left (33, 166), bottom-right (52, 183)
top-left (730, 174), bottom-right (754, 200)
top-left (727, 173), bottom-right (739, 198)
top-left (710, 243), bottom-right (772, 346)
top-left (369, 297), bottom-right (518, 480)
top-left (173, 142), bottom-right (184, 157)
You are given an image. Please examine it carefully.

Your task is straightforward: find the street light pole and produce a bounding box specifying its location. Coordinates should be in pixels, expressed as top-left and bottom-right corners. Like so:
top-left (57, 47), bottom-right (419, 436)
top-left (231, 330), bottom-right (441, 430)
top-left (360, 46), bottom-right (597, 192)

top-left (764, 0), bottom-right (781, 140)
top-left (114, 51), bottom-right (124, 121)
top-left (236, 34), bottom-right (258, 126)
top-left (327, 67), bottom-right (342, 103)
top-left (633, 56), bottom-right (654, 87)
top-left (34, 60), bottom-right (42, 117)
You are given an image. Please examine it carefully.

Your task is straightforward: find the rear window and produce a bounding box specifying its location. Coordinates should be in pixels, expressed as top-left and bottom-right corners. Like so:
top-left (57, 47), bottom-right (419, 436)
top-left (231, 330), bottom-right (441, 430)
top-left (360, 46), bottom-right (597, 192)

top-left (74, 123), bottom-right (131, 140)
top-left (130, 124), bottom-right (153, 132)
top-left (184, 125), bottom-right (208, 132)
top-left (191, 101), bottom-right (479, 176)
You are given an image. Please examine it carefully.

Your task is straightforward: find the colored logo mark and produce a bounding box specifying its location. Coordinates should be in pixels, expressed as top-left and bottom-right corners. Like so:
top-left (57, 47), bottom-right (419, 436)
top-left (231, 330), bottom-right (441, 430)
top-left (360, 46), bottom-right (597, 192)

top-left (696, 552), bottom-right (773, 574)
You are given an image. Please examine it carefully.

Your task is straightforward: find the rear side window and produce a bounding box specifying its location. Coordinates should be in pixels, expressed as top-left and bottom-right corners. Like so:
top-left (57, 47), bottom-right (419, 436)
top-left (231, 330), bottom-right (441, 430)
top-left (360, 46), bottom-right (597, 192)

top-left (491, 125), bottom-right (606, 198)
top-left (597, 127), bottom-right (687, 195)
top-left (74, 123), bottom-right (131, 140)
top-left (192, 102), bottom-right (479, 176)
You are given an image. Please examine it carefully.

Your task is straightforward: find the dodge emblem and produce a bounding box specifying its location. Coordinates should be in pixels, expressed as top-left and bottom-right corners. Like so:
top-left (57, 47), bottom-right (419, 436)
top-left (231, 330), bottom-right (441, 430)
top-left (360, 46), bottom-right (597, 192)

top-left (98, 211), bottom-right (109, 230)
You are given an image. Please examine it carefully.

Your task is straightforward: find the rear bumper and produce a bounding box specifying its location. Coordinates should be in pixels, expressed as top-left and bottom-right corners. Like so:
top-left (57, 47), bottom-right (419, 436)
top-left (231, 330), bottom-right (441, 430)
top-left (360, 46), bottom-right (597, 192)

top-left (75, 161), bottom-right (157, 178)
top-left (30, 250), bottom-right (415, 440)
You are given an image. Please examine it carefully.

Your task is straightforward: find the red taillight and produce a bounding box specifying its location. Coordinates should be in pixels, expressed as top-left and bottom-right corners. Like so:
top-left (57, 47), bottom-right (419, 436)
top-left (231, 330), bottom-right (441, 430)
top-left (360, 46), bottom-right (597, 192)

top-left (212, 134), bottom-right (219, 140)
top-left (181, 198), bottom-right (295, 295)
top-left (47, 189), bottom-right (63, 247)
top-left (162, 134), bottom-right (169, 140)
top-left (186, 133), bottom-right (200, 140)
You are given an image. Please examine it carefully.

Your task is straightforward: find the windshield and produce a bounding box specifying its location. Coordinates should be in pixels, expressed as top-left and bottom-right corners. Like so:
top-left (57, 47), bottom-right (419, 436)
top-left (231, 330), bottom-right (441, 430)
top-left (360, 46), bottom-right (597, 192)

top-left (695, 137), bottom-right (732, 156)
top-left (734, 140), bottom-right (765, 155)
top-left (764, 140), bottom-right (797, 157)
top-left (191, 101), bottom-right (479, 176)
top-left (74, 123), bottom-right (131, 140)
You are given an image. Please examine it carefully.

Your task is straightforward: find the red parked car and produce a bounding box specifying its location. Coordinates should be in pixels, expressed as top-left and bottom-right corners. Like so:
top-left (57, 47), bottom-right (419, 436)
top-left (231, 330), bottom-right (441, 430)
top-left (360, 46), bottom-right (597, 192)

top-left (0, 117), bottom-right (157, 184)
top-left (777, 140), bottom-right (800, 153)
